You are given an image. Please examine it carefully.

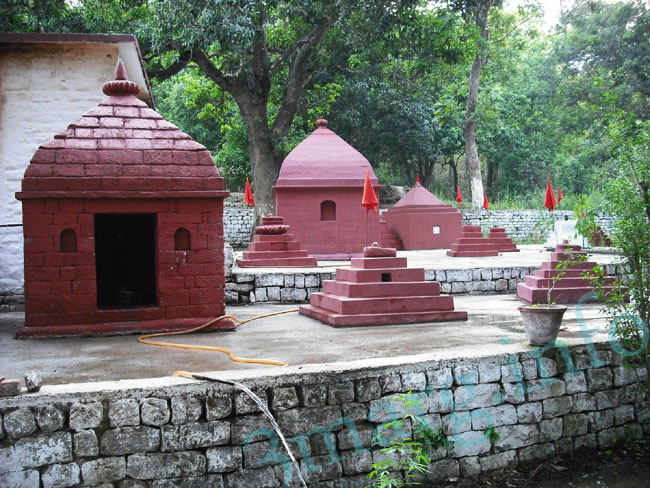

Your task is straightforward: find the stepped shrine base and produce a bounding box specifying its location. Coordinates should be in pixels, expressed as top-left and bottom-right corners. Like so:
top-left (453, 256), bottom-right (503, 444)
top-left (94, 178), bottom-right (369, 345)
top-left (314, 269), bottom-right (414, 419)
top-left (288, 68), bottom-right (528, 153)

top-left (300, 244), bottom-right (467, 327)
top-left (447, 225), bottom-right (500, 257)
top-left (517, 244), bottom-right (624, 304)
top-left (236, 216), bottom-right (317, 267)
top-left (488, 227), bottom-right (519, 252)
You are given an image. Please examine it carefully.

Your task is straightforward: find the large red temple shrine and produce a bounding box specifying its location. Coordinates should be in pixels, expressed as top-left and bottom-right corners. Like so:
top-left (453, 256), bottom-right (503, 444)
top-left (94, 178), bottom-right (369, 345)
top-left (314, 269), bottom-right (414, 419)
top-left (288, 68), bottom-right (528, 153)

top-left (381, 181), bottom-right (463, 249)
top-left (15, 60), bottom-right (232, 338)
top-left (273, 120), bottom-right (381, 260)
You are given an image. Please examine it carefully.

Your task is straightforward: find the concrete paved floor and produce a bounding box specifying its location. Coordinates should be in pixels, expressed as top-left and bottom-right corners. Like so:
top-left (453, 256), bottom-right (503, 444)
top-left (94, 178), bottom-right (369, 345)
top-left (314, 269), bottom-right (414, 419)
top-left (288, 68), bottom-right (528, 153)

top-left (0, 294), bottom-right (610, 386)
top-left (232, 245), bottom-right (623, 274)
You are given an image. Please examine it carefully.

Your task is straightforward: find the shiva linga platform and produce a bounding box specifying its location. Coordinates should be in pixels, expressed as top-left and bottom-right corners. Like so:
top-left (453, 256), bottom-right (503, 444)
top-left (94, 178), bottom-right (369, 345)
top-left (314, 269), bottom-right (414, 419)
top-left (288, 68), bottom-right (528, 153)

top-left (236, 216), bottom-right (317, 267)
top-left (299, 243), bottom-right (468, 327)
top-left (487, 227), bottom-right (519, 252)
top-left (447, 225), bottom-right (500, 257)
top-left (517, 243), bottom-right (625, 304)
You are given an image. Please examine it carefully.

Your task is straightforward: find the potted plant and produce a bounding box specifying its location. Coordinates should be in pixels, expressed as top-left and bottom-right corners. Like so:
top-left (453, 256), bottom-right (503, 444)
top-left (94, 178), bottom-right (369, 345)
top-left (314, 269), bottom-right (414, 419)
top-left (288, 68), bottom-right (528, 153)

top-left (519, 247), bottom-right (585, 346)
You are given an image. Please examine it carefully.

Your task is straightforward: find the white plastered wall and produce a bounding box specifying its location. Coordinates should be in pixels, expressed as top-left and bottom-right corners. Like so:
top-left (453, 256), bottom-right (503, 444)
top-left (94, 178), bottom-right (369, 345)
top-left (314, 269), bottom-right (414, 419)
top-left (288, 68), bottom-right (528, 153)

top-left (0, 43), bottom-right (120, 293)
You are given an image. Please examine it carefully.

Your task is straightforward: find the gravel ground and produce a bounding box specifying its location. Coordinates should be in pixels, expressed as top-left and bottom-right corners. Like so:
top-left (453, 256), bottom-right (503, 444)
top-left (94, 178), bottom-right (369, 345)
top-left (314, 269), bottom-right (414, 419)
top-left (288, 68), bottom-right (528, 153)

top-left (436, 434), bottom-right (650, 488)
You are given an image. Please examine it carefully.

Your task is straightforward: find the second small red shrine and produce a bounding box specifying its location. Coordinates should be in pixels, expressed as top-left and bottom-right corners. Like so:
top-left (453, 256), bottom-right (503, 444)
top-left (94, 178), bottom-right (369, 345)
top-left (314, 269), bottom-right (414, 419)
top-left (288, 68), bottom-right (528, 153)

top-left (273, 120), bottom-right (381, 260)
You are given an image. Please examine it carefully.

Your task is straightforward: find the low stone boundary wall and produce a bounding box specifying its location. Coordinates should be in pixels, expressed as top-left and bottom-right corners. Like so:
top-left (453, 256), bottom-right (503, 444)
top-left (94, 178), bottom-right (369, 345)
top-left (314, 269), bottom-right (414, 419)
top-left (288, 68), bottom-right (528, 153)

top-left (224, 263), bottom-right (628, 305)
top-left (461, 210), bottom-right (616, 242)
top-left (1, 341), bottom-right (647, 487)
top-left (461, 210), bottom-right (572, 242)
top-left (0, 290), bottom-right (24, 313)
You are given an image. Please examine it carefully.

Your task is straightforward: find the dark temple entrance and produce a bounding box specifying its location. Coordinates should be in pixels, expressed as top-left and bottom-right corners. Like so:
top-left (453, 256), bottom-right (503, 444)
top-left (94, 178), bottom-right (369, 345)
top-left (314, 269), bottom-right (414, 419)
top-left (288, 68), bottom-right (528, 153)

top-left (95, 214), bottom-right (157, 308)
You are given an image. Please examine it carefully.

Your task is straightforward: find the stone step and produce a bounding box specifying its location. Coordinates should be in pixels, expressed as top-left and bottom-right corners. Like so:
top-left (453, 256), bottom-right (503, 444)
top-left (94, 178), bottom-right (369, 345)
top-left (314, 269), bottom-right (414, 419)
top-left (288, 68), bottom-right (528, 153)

top-left (311, 293), bottom-right (455, 315)
top-left (235, 257), bottom-right (318, 268)
top-left (322, 280), bottom-right (441, 298)
top-left (247, 241), bottom-right (302, 252)
top-left (299, 304), bottom-right (467, 326)
top-left (534, 268), bottom-right (601, 278)
top-left (335, 267), bottom-right (425, 284)
top-left (350, 257), bottom-right (407, 269)
top-left (541, 261), bottom-right (597, 270)
top-left (516, 282), bottom-right (613, 304)
top-left (523, 275), bottom-right (616, 288)
top-left (253, 234), bottom-right (295, 242)
top-left (241, 250), bottom-right (309, 260)
top-left (454, 238), bottom-right (492, 245)
top-left (446, 249), bottom-right (500, 257)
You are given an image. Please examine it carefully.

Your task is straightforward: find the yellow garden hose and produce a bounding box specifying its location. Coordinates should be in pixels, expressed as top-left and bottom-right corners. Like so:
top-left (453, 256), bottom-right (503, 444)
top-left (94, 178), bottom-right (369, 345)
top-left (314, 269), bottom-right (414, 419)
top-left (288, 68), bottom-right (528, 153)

top-left (138, 308), bottom-right (299, 367)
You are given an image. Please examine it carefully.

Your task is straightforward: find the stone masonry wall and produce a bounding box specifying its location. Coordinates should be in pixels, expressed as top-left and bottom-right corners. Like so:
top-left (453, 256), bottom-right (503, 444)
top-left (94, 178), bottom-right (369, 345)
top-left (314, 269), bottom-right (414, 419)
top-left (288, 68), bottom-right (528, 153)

top-left (0, 341), bottom-right (647, 487)
top-left (461, 210), bottom-right (616, 242)
top-left (224, 263), bottom-right (629, 305)
top-left (223, 207), bottom-right (254, 249)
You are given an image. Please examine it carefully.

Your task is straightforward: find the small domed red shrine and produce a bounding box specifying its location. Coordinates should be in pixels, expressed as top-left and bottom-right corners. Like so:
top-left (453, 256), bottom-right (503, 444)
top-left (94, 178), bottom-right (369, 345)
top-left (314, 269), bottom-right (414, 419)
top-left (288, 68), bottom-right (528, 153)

top-left (16, 60), bottom-right (231, 338)
top-left (381, 181), bottom-right (463, 249)
top-left (274, 120), bottom-right (381, 259)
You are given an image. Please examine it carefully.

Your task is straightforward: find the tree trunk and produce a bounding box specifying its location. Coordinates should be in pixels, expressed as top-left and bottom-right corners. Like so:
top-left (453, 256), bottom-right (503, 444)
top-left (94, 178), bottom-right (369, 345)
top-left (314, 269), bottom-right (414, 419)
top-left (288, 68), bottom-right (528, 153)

top-left (448, 158), bottom-right (458, 200)
top-left (464, 53), bottom-right (487, 209)
top-left (463, 1), bottom-right (492, 209)
top-left (241, 107), bottom-right (280, 220)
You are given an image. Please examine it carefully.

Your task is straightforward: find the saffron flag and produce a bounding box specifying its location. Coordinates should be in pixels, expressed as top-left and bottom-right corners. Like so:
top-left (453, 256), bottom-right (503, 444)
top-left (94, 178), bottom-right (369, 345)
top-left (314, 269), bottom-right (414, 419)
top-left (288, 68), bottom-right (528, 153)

top-left (362, 171), bottom-right (379, 214)
top-left (416, 174), bottom-right (421, 184)
top-left (483, 193), bottom-right (489, 210)
top-left (557, 186), bottom-right (564, 202)
top-left (244, 177), bottom-right (255, 207)
top-left (456, 186), bottom-right (462, 204)
top-left (544, 178), bottom-right (557, 212)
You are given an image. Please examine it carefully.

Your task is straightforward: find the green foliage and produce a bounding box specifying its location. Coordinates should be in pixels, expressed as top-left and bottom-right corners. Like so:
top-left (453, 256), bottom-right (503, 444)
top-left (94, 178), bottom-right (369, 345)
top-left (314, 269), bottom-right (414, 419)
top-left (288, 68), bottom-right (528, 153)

top-left (152, 69), bottom-right (227, 152)
top-left (525, 210), bottom-right (554, 244)
top-left (366, 392), bottom-right (454, 488)
top-left (3, 0), bottom-right (649, 214)
top-left (483, 425), bottom-right (500, 444)
top-left (582, 104), bottom-right (650, 378)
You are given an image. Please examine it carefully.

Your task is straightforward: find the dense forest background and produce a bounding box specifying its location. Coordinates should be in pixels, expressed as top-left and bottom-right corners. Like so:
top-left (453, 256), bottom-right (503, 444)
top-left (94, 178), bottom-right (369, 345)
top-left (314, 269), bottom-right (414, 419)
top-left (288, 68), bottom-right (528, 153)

top-left (3, 0), bottom-right (649, 212)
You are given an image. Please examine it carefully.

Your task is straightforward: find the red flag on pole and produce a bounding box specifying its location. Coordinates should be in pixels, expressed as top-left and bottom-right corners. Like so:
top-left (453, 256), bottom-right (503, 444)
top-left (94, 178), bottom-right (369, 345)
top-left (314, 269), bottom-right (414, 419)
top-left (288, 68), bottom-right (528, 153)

top-left (416, 174), bottom-right (421, 184)
top-left (557, 186), bottom-right (563, 202)
top-left (244, 177), bottom-right (255, 207)
top-left (456, 186), bottom-right (462, 204)
top-left (483, 193), bottom-right (489, 210)
top-left (544, 178), bottom-right (557, 211)
top-left (361, 171), bottom-right (379, 214)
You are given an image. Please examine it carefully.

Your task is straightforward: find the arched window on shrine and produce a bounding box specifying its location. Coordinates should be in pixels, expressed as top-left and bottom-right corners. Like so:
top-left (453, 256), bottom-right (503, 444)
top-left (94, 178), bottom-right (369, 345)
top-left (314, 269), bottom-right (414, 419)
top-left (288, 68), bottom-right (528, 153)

top-left (320, 200), bottom-right (336, 221)
top-left (174, 228), bottom-right (191, 251)
top-left (60, 229), bottom-right (77, 253)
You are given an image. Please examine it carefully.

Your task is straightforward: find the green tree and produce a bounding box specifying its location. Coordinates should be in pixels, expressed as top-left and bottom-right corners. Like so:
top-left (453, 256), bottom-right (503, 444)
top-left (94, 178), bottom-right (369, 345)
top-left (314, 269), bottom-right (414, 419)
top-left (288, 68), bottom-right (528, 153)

top-left (6, 0), bottom-right (419, 216)
top-left (586, 105), bottom-right (650, 389)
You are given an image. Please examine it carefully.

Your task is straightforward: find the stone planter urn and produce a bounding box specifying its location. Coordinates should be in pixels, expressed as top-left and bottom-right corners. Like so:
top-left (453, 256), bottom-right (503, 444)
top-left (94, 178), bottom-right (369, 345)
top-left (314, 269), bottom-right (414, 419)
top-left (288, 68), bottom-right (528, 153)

top-left (518, 305), bottom-right (567, 346)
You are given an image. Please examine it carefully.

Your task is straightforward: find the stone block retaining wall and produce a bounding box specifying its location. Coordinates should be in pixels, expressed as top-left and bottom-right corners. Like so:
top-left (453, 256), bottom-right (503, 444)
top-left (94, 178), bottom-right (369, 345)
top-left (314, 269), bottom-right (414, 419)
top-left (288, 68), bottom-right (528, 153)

top-left (223, 207), bottom-right (254, 249)
top-left (1, 341), bottom-right (647, 487)
top-left (224, 263), bottom-right (629, 305)
top-left (461, 210), bottom-right (615, 242)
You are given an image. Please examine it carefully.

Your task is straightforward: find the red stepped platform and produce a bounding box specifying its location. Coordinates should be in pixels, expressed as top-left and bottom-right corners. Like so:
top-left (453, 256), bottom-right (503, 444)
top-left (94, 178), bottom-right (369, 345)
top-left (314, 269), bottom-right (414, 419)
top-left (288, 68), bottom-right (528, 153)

top-left (488, 227), bottom-right (519, 252)
top-left (236, 216), bottom-right (318, 267)
top-left (299, 243), bottom-right (468, 327)
top-left (517, 244), bottom-right (625, 304)
top-left (446, 225), bottom-right (500, 257)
